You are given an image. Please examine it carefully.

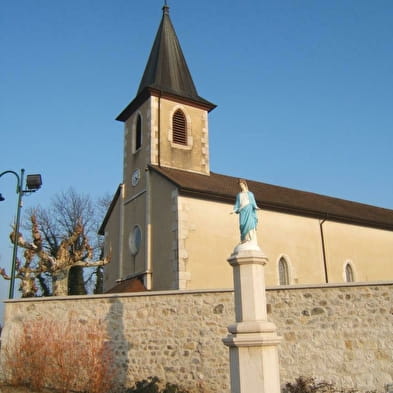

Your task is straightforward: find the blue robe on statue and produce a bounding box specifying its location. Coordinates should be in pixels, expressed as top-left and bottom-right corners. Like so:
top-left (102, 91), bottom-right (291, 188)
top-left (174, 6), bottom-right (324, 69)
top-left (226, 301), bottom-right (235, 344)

top-left (233, 191), bottom-right (258, 242)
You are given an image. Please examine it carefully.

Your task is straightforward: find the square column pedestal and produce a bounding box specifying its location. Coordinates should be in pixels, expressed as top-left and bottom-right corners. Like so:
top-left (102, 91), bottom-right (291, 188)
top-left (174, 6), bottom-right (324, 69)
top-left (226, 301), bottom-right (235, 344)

top-left (223, 247), bottom-right (282, 393)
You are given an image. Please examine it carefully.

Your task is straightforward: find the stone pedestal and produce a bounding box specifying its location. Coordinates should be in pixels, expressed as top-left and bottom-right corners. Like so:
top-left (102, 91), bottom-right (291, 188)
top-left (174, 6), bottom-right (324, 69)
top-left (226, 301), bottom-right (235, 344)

top-left (223, 247), bottom-right (282, 393)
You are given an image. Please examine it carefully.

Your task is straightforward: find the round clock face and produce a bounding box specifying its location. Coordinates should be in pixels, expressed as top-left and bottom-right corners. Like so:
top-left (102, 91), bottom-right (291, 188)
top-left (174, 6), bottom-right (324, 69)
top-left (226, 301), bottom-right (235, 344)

top-left (131, 168), bottom-right (141, 186)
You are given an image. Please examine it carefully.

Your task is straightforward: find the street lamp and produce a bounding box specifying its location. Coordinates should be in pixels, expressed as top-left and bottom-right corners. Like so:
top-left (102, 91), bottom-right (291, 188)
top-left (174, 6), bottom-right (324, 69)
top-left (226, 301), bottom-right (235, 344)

top-left (0, 169), bottom-right (42, 299)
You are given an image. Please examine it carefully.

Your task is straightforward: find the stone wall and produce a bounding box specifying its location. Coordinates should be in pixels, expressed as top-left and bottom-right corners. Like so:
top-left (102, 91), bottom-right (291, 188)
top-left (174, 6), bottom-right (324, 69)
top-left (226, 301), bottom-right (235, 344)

top-left (2, 282), bottom-right (393, 392)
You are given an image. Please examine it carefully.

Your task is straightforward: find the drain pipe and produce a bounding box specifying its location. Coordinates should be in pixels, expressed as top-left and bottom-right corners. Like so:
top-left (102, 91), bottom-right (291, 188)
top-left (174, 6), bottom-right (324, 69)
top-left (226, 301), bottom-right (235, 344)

top-left (119, 183), bottom-right (125, 279)
top-left (319, 216), bottom-right (328, 283)
top-left (157, 91), bottom-right (162, 167)
top-left (145, 166), bottom-right (152, 289)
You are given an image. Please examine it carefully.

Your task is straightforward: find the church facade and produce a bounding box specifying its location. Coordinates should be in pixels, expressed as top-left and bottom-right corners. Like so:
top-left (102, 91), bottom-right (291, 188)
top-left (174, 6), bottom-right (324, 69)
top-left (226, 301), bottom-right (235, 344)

top-left (100, 5), bottom-right (393, 293)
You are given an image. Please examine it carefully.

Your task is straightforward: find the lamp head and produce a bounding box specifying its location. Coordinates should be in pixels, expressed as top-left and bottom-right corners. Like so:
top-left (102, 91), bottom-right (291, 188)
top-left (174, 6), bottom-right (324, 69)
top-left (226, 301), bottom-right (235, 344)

top-left (26, 174), bottom-right (42, 190)
top-left (0, 193), bottom-right (4, 202)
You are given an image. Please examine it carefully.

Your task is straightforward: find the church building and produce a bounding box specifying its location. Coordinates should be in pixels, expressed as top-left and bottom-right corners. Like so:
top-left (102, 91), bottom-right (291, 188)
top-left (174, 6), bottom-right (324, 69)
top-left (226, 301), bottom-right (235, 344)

top-left (100, 5), bottom-right (393, 293)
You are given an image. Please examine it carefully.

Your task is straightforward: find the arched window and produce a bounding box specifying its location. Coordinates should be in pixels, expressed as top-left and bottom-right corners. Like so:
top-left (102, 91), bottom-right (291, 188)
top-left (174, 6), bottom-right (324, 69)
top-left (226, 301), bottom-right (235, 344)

top-left (345, 263), bottom-right (354, 282)
top-left (172, 109), bottom-right (187, 145)
top-left (135, 114), bottom-right (142, 151)
top-left (279, 257), bottom-right (289, 285)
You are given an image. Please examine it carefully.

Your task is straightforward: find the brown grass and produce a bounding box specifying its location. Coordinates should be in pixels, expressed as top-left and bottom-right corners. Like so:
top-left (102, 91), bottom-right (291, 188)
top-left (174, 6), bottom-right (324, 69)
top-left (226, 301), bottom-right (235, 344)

top-left (2, 319), bottom-right (118, 393)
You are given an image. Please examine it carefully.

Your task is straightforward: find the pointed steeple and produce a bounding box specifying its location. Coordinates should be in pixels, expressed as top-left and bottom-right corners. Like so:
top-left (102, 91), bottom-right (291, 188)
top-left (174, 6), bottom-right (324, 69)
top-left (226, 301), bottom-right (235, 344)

top-left (117, 4), bottom-right (215, 122)
top-left (138, 4), bottom-right (199, 100)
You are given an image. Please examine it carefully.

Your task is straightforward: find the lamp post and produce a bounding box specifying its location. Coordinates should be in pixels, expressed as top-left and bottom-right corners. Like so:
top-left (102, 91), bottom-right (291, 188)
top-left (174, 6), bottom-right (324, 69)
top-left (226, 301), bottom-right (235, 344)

top-left (0, 169), bottom-right (42, 299)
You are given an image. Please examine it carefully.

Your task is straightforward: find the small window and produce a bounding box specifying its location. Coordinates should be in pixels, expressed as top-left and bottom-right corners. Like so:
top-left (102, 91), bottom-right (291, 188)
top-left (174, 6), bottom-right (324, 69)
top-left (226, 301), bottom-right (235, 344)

top-left (345, 263), bottom-right (354, 282)
top-left (172, 109), bottom-right (187, 145)
top-left (135, 114), bottom-right (142, 151)
top-left (279, 257), bottom-right (289, 285)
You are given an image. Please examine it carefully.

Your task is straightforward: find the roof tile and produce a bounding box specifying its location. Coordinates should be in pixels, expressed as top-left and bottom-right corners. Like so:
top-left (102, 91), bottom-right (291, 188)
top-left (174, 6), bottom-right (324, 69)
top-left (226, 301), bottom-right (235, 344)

top-left (151, 165), bottom-right (393, 230)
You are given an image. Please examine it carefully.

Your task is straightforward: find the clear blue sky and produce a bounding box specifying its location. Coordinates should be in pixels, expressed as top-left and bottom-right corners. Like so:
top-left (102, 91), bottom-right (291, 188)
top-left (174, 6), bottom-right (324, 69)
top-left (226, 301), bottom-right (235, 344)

top-left (1, 1), bottom-right (392, 316)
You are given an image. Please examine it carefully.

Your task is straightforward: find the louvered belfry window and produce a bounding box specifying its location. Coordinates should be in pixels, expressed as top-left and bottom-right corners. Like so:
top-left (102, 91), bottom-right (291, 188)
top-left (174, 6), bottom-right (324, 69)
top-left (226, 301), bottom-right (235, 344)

top-left (172, 109), bottom-right (187, 145)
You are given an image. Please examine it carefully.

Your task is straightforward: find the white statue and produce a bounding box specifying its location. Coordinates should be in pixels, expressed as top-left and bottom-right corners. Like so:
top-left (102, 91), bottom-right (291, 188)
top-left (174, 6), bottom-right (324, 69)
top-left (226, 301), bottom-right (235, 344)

top-left (231, 179), bottom-right (261, 251)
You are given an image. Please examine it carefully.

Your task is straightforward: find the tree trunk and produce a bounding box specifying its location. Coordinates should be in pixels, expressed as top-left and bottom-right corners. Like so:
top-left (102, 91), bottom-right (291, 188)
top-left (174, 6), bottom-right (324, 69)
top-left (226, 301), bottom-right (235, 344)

top-left (20, 278), bottom-right (37, 298)
top-left (94, 266), bottom-right (104, 294)
top-left (37, 273), bottom-right (52, 296)
top-left (68, 266), bottom-right (87, 295)
top-left (52, 269), bottom-right (70, 296)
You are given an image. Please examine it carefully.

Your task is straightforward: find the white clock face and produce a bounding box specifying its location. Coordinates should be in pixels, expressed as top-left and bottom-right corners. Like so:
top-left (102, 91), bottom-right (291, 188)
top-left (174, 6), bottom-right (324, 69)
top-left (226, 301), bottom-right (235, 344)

top-left (131, 168), bottom-right (140, 186)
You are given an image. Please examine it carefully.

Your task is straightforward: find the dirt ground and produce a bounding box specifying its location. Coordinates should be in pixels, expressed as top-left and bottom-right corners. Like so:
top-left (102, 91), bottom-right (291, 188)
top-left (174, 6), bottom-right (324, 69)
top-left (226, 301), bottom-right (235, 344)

top-left (0, 386), bottom-right (48, 393)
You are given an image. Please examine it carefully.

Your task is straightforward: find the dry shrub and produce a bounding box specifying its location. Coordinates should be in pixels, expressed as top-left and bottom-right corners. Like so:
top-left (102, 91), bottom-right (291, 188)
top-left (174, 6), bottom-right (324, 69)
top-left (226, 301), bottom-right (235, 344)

top-left (2, 318), bottom-right (118, 393)
top-left (126, 376), bottom-right (190, 393)
top-left (283, 377), bottom-right (378, 393)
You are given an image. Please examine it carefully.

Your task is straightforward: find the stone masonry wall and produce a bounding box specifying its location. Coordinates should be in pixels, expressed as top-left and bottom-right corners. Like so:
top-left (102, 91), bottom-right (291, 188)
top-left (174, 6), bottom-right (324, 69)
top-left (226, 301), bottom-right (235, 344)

top-left (1, 282), bottom-right (393, 392)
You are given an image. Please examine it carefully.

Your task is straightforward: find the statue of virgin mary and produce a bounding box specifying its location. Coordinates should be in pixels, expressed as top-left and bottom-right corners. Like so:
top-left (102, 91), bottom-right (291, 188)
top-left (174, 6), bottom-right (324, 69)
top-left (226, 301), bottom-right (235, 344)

top-left (233, 179), bottom-right (260, 247)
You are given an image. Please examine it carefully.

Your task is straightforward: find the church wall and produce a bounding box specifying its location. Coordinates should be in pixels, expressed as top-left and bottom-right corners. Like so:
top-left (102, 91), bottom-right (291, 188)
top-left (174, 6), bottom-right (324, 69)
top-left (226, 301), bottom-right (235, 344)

top-left (150, 171), bottom-right (179, 290)
top-left (103, 194), bottom-right (122, 291)
top-left (118, 97), bottom-right (156, 284)
top-left (177, 196), bottom-right (236, 289)
top-left (2, 283), bottom-right (393, 393)
top-left (122, 194), bottom-right (147, 279)
top-left (157, 98), bottom-right (209, 175)
top-left (179, 197), bottom-right (327, 288)
top-left (323, 222), bottom-right (393, 282)
top-left (261, 210), bottom-right (326, 285)
top-left (123, 98), bottom-right (152, 199)
top-left (178, 195), bottom-right (393, 288)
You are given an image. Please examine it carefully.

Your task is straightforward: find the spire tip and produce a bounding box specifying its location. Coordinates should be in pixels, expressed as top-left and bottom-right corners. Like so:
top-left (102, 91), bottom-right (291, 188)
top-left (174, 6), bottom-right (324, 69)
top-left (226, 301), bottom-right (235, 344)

top-left (162, 1), bottom-right (169, 15)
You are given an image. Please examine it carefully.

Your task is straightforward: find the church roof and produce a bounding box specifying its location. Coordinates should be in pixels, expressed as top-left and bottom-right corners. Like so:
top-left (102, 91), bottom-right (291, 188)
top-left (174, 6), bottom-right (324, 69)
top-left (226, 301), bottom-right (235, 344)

top-left (105, 277), bottom-right (146, 294)
top-left (151, 165), bottom-right (393, 231)
top-left (117, 5), bottom-right (215, 122)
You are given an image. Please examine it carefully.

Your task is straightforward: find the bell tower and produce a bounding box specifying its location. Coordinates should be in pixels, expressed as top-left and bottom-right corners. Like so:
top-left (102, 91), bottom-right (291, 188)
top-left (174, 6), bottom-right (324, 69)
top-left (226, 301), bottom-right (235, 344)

top-left (116, 3), bottom-right (216, 191)
top-left (103, 4), bottom-right (216, 290)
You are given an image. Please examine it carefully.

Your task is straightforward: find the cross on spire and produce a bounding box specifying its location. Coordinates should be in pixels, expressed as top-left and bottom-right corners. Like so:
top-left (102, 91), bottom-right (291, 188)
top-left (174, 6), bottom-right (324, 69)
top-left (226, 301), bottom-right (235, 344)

top-left (163, 0), bottom-right (169, 15)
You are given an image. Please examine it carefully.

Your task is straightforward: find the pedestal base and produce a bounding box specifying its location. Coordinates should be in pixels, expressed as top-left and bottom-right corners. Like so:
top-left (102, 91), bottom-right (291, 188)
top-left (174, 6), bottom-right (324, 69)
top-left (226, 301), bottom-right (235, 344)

top-left (225, 338), bottom-right (281, 393)
top-left (223, 320), bottom-right (282, 393)
top-left (224, 248), bottom-right (282, 393)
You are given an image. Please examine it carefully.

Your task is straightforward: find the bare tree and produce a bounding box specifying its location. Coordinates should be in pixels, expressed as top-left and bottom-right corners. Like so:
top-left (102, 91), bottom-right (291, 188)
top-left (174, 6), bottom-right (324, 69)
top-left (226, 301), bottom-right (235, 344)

top-left (1, 214), bottom-right (110, 297)
top-left (38, 189), bottom-right (94, 294)
top-left (0, 188), bottom-right (111, 297)
top-left (92, 194), bottom-right (112, 294)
